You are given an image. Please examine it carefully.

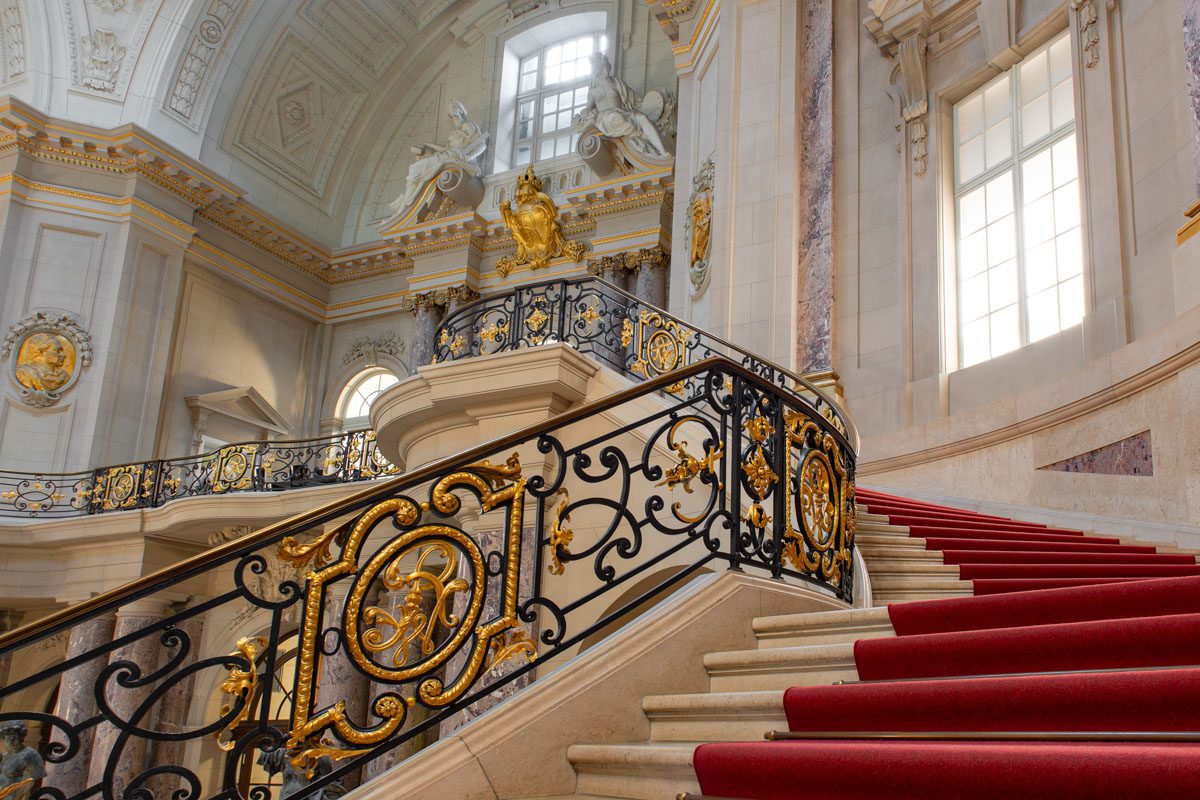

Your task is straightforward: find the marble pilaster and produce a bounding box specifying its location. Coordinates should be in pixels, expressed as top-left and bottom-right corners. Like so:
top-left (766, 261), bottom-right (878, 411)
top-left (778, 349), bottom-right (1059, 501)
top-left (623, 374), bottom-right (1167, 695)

top-left (44, 614), bottom-right (116, 797)
top-left (145, 609), bottom-right (204, 799)
top-left (633, 254), bottom-right (669, 310)
top-left (795, 0), bottom-right (834, 374)
top-left (407, 296), bottom-right (446, 368)
top-left (86, 603), bottom-right (167, 799)
top-left (1186, 0), bottom-right (1200, 195)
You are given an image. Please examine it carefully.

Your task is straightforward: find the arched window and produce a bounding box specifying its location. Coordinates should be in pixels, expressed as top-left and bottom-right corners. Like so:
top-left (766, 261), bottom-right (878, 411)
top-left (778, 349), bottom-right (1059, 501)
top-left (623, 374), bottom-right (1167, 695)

top-left (494, 12), bottom-right (609, 173)
top-left (338, 368), bottom-right (400, 430)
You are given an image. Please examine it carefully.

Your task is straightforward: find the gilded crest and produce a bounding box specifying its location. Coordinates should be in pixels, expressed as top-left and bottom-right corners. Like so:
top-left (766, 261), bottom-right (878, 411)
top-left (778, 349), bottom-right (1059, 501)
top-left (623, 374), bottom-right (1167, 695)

top-left (2, 312), bottom-right (92, 407)
top-left (684, 157), bottom-right (715, 298)
top-left (496, 166), bottom-right (586, 276)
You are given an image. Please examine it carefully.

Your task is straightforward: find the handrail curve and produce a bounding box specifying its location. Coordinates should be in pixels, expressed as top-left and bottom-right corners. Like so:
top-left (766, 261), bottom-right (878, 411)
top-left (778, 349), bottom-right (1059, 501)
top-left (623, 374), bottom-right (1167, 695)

top-left (0, 358), bottom-right (857, 800)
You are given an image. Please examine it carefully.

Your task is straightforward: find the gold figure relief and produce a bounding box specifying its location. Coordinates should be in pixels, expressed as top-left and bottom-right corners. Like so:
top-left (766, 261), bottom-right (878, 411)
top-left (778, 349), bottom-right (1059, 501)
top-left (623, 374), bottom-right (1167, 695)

top-left (14, 332), bottom-right (75, 393)
top-left (496, 166), bottom-right (586, 276)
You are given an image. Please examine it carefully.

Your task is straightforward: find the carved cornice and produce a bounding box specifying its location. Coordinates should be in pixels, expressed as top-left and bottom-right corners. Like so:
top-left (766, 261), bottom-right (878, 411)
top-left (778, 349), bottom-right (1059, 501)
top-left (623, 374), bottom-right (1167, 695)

top-left (399, 285), bottom-right (480, 312)
top-left (586, 245), bottom-right (668, 276)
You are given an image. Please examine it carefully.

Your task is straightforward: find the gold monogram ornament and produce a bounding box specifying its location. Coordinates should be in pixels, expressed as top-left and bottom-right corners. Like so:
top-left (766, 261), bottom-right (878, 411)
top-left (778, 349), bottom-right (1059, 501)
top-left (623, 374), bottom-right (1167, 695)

top-left (496, 166), bottom-right (586, 276)
top-left (3, 312), bottom-right (92, 408)
top-left (781, 411), bottom-right (855, 586)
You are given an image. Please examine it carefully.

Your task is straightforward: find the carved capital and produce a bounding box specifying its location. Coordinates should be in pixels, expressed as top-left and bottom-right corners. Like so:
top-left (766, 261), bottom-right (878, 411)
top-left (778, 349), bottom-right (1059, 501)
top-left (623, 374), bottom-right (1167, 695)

top-left (897, 33), bottom-right (930, 176)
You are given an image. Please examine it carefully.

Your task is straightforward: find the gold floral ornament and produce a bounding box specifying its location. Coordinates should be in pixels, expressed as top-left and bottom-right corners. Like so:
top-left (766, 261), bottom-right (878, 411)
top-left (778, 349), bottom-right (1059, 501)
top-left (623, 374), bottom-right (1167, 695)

top-left (2, 311), bottom-right (92, 408)
top-left (215, 637), bottom-right (267, 750)
top-left (439, 328), bottom-right (466, 356)
top-left (742, 500), bottom-right (771, 529)
top-left (657, 418), bottom-right (724, 494)
top-left (744, 415), bottom-right (775, 444)
top-left (496, 166), bottom-right (586, 276)
top-left (741, 446), bottom-right (778, 499)
top-left (547, 489), bottom-right (574, 575)
top-left (484, 627), bottom-right (538, 676)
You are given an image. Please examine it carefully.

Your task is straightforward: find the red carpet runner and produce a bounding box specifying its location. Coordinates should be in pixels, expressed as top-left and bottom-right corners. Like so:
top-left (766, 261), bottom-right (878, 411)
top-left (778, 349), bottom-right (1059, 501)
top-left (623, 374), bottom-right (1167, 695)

top-left (692, 489), bottom-right (1200, 798)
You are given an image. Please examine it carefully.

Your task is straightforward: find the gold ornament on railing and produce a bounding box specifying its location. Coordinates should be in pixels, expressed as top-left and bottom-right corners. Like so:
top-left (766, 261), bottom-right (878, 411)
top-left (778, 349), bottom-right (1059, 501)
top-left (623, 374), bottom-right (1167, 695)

top-left (625, 309), bottom-right (693, 395)
top-left (496, 166), bottom-right (586, 276)
top-left (547, 489), bottom-right (574, 575)
top-left (782, 411), bottom-right (854, 586)
top-left (285, 454), bottom-right (533, 766)
top-left (215, 637), bottom-right (267, 751)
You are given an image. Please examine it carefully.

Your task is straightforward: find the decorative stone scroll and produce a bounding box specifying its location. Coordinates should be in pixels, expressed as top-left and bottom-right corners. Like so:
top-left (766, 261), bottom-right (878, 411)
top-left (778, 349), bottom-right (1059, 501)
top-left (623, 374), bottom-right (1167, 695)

top-left (2, 312), bottom-right (92, 408)
top-left (343, 333), bottom-right (405, 365)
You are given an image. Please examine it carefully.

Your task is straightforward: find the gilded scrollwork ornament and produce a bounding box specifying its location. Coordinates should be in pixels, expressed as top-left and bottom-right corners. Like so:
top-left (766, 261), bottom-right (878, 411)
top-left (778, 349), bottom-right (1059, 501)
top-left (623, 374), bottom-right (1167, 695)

top-left (2, 311), bottom-right (92, 408)
top-left (215, 637), bottom-right (267, 751)
top-left (547, 489), bottom-right (574, 575)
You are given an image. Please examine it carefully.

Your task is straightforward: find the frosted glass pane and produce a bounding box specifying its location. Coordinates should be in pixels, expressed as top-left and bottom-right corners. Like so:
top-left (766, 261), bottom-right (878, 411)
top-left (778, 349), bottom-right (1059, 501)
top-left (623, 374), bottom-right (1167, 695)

top-left (542, 114), bottom-right (556, 132)
top-left (960, 319), bottom-right (988, 369)
top-left (987, 216), bottom-right (1016, 266)
top-left (991, 305), bottom-right (1020, 356)
top-left (1060, 275), bottom-right (1085, 327)
top-left (962, 318), bottom-right (991, 367)
top-left (959, 136), bottom-right (986, 184)
top-left (544, 65), bottom-right (560, 85)
top-left (520, 72), bottom-right (537, 93)
top-left (1021, 96), bottom-right (1051, 146)
top-left (1022, 149), bottom-right (1053, 201)
top-left (1020, 53), bottom-right (1049, 104)
top-left (1052, 136), bottom-right (1077, 186)
top-left (985, 172), bottom-right (1014, 222)
top-left (985, 77), bottom-right (1011, 125)
top-left (958, 95), bottom-right (985, 142)
top-left (960, 187), bottom-right (987, 235)
top-left (562, 39), bottom-right (576, 60)
top-left (960, 230), bottom-right (988, 277)
top-left (1049, 35), bottom-right (1072, 83)
top-left (1057, 230), bottom-right (1083, 280)
top-left (558, 110), bottom-right (572, 129)
top-left (516, 145), bottom-right (531, 165)
top-left (989, 259), bottom-right (1019, 310)
top-left (1051, 81), bottom-right (1074, 129)
top-left (1028, 287), bottom-right (1060, 343)
top-left (1025, 240), bottom-right (1058, 294)
top-left (961, 272), bottom-right (990, 322)
top-left (1023, 194), bottom-right (1055, 247)
top-left (544, 94), bottom-right (559, 112)
top-left (539, 139), bottom-right (555, 159)
top-left (1054, 183), bottom-right (1080, 232)
top-left (985, 120), bottom-right (1012, 169)
top-left (546, 45), bottom-right (562, 66)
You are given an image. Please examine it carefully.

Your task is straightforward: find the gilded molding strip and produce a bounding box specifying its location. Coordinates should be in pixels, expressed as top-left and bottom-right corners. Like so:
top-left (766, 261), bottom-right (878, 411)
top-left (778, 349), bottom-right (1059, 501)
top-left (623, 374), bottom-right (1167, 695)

top-left (1178, 200), bottom-right (1200, 245)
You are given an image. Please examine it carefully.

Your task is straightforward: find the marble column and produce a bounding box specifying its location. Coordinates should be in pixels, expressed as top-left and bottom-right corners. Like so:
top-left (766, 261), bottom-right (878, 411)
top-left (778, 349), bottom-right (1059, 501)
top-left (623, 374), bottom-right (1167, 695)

top-left (407, 297), bottom-right (445, 368)
top-left (146, 609), bottom-right (204, 799)
top-left (86, 602), bottom-right (167, 799)
top-left (316, 587), bottom-right (370, 790)
top-left (44, 614), bottom-right (116, 797)
top-left (1185, 0), bottom-right (1200, 195)
top-left (633, 250), bottom-right (669, 310)
top-left (795, 0), bottom-right (834, 374)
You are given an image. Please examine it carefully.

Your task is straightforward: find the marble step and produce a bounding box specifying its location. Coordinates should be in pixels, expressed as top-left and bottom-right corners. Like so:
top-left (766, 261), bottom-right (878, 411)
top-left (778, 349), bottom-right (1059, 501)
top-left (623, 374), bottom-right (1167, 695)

top-left (703, 642), bottom-right (858, 691)
top-left (856, 520), bottom-right (912, 534)
top-left (568, 742), bottom-right (699, 800)
top-left (858, 545), bottom-right (944, 563)
top-left (862, 561), bottom-right (960, 579)
top-left (869, 576), bottom-right (975, 603)
top-left (643, 690), bottom-right (785, 742)
top-left (856, 532), bottom-right (927, 550)
top-left (751, 606), bottom-right (894, 648)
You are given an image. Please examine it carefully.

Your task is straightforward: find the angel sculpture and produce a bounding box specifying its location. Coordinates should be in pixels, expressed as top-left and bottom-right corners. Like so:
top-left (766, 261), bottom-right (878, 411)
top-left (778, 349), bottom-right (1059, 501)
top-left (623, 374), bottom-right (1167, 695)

top-left (574, 53), bottom-right (671, 158)
top-left (391, 98), bottom-right (488, 214)
top-left (0, 722), bottom-right (44, 800)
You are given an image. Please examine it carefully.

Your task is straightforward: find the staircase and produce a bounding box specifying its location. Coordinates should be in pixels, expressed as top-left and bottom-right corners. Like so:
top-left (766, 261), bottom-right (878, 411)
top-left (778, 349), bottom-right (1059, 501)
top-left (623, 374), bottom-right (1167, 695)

top-left (524, 490), bottom-right (1200, 800)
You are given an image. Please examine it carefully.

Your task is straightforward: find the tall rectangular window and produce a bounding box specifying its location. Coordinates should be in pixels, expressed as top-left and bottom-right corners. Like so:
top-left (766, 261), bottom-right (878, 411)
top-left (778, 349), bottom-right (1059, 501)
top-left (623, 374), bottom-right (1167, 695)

top-left (513, 33), bottom-right (608, 167)
top-left (953, 31), bottom-right (1083, 368)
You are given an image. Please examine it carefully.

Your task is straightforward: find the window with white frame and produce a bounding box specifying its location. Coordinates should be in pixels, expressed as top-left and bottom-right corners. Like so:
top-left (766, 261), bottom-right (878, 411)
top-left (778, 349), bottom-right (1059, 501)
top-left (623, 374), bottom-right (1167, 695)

top-left (338, 369), bottom-right (400, 430)
top-left (512, 31), bottom-right (608, 166)
top-left (953, 31), bottom-right (1083, 369)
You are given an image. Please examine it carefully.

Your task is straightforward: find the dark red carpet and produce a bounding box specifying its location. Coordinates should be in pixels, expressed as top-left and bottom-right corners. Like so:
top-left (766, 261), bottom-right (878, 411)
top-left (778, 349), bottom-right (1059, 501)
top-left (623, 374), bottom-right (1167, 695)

top-left (691, 489), bottom-right (1200, 799)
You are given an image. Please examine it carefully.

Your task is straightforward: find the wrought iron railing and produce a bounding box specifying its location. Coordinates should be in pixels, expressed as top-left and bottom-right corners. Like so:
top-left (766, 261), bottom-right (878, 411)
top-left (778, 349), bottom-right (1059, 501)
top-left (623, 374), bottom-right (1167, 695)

top-left (432, 276), bottom-right (858, 451)
top-left (0, 430), bottom-right (398, 518)
top-left (0, 359), bottom-right (856, 800)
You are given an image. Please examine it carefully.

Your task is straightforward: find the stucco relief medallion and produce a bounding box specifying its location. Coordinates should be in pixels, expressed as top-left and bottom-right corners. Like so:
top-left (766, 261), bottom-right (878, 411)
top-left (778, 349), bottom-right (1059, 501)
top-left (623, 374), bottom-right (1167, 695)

top-left (2, 312), bottom-right (92, 408)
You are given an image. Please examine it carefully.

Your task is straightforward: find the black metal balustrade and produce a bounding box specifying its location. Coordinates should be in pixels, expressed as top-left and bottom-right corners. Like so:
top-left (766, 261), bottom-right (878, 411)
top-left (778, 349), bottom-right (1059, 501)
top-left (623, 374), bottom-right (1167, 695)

top-left (0, 360), bottom-right (856, 800)
top-left (432, 276), bottom-right (857, 451)
top-left (0, 430), bottom-right (399, 518)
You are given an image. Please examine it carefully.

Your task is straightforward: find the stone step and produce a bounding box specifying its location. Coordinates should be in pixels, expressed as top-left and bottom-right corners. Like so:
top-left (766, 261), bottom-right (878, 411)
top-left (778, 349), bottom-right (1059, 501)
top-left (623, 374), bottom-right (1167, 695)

top-left (856, 532), bottom-right (926, 550)
top-left (862, 561), bottom-right (960, 578)
top-left (751, 606), bottom-right (894, 648)
top-left (856, 520), bottom-right (911, 534)
top-left (642, 690), bottom-right (785, 741)
top-left (869, 576), bottom-right (975, 603)
top-left (703, 642), bottom-right (857, 691)
top-left (858, 546), bottom-right (944, 563)
top-left (568, 742), bottom-right (700, 800)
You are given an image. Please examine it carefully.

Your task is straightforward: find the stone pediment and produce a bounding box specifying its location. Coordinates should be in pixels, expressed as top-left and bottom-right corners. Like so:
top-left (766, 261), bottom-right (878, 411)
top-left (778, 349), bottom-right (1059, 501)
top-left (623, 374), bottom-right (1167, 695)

top-left (185, 386), bottom-right (290, 438)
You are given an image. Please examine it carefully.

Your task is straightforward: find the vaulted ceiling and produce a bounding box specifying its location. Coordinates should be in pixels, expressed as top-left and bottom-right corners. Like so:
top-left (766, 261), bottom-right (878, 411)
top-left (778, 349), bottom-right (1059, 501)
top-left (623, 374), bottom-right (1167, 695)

top-left (1, 0), bottom-right (543, 245)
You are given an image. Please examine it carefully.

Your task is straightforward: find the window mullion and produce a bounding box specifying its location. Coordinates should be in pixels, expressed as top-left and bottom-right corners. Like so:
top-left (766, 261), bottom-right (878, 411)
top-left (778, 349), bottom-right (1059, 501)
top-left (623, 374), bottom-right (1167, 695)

top-left (1011, 68), bottom-right (1031, 350)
